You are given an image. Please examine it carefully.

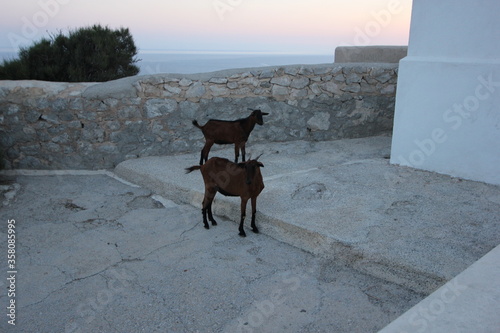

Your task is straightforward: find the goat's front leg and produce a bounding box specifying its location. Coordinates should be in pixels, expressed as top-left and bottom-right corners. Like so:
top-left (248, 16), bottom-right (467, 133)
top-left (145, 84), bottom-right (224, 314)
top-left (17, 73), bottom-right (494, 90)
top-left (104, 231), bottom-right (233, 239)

top-left (202, 207), bottom-right (209, 229)
top-left (234, 143), bottom-right (240, 163)
top-left (238, 198), bottom-right (248, 237)
top-left (250, 196), bottom-right (259, 234)
top-left (202, 190), bottom-right (216, 229)
top-left (207, 201), bottom-right (217, 226)
top-left (241, 142), bottom-right (246, 162)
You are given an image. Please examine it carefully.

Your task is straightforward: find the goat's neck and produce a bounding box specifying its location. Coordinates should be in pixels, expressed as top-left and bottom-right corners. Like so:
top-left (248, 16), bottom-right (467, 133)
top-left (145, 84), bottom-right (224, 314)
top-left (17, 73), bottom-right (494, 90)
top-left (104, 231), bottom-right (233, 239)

top-left (240, 117), bottom-right (256, 135)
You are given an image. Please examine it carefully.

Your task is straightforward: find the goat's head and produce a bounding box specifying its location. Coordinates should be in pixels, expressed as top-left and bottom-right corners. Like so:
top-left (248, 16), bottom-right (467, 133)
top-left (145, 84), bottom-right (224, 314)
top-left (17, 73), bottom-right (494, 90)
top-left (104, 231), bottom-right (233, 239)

top-left (238, 156), bottom-right (264, 185)
top-left (248, 109), bottom-right (269, 125)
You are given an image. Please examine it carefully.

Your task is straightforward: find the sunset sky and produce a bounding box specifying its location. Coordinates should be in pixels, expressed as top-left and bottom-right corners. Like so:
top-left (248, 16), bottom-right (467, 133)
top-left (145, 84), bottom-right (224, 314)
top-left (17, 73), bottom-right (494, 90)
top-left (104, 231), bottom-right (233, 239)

top-left (1, 0), bottom-right (413, 54)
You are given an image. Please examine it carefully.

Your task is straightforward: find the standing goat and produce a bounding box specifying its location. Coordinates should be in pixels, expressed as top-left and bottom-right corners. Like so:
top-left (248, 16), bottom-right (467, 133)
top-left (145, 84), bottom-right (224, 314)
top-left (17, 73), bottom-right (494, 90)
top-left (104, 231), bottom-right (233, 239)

top-left (192, 109), bottom-right (269, 165)
top-left (185, 156), bottom-right (265, 237)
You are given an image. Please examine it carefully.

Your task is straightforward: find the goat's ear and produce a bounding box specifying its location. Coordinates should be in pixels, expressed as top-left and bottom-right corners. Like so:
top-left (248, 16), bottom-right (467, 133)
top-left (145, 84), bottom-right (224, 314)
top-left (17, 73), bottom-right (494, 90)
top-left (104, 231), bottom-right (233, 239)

top-left (257, 162), bottom-right (264, 167)
top-left (261, 112), bottom-right (269, 116)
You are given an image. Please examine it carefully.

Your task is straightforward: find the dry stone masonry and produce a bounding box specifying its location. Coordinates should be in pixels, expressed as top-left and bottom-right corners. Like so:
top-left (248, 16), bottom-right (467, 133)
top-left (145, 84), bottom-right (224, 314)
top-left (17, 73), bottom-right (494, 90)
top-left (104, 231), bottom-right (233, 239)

top-left (0, 63), bottom-right (398, 169)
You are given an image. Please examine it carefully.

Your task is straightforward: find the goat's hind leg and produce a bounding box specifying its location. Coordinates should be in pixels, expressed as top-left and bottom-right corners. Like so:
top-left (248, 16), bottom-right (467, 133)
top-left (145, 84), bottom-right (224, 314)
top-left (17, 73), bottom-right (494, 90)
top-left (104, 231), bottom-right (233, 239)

top-left (250, 197), bottom-right (259, 234)
top-left (234, 142), bottom-right (246, 163)
top-left (238, 198), bottom-right (248, 237)
top-left (200, 140), bottom-right (214, 165)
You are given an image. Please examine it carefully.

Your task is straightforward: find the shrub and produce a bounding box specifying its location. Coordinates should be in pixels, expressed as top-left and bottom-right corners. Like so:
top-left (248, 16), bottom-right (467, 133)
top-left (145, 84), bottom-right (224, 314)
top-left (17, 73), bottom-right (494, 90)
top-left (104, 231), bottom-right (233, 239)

top-left (0, 25), bottom-right (140, 82)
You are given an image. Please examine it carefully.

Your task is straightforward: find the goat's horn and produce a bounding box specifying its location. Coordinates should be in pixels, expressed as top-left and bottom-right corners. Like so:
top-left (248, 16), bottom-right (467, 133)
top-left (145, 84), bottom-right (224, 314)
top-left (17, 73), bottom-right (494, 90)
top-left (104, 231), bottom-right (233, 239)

top-left (255, 153), bottom-right (263, 161)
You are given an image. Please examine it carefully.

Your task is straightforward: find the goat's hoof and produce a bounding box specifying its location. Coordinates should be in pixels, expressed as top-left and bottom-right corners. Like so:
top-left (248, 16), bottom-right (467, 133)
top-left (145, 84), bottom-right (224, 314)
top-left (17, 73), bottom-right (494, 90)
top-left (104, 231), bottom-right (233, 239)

top-left (252, 228), bottom-right (259, 234)
top-left (204, 225), bottom-right (209, 230)
top-left (212, 221), bottom-right (217, 226)
top-left (239, 231), bottom-right (247, 237)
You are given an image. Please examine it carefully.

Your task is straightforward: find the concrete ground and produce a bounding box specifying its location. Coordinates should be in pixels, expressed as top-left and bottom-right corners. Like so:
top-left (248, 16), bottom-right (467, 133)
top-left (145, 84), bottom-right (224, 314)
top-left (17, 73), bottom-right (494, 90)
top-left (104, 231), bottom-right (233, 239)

top-left (1, 135), bottom-right (499, 332)
top-left (1, 173), bottom-right (424, 333)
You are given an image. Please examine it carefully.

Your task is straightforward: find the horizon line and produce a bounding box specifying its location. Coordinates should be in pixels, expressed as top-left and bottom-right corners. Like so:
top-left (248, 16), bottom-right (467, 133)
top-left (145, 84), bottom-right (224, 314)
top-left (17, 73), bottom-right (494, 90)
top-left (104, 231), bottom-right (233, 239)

top-left (0, 47), bottom-right (334, 56)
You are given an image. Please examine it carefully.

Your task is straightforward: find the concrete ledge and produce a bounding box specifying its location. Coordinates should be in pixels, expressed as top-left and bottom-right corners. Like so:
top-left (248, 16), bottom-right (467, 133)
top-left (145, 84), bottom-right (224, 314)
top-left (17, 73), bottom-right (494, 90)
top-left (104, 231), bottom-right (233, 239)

top-left (379, 244), bottom-right (500, 333)
top-left (335, 45), bottom-right (407, 63)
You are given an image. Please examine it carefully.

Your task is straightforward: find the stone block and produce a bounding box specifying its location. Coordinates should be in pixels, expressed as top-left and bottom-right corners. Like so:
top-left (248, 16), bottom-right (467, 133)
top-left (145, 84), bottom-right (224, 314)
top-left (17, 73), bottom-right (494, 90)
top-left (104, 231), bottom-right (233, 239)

top-left (144, 99), bottom-right (178, 118)
top-left (240, 77), bottom-right (260, 87)
top-left (346, 73), bottom-right (362, 84)
top-left (209, 78), bottom-right (228, 84)
top-left (179, 78), bottom-right (193, 87)
top-left (291, 77), bottom-right (310, 89)
top-left (185, 82), bottom-right (206, 98)
top-left (321, 81), bottom-right (342, 95)
top-left (164, 85), bottom-right (182, 95)
top-left (272, 85), bottom-right (289, 96)
top-left (290, 88), bottom-right (309, 99)
top-left (259, 70), bottom-right (274, 79)
top-left (209, 85), bottom-right (230, 97)
top-left (271, 76), bottom-right (291, 87)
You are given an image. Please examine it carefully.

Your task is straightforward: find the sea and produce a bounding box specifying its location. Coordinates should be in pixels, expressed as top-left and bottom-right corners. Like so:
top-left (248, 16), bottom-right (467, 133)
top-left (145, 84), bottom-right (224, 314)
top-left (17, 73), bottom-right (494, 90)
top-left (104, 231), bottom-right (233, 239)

top-left (0, 50), bottom-right (334, 76)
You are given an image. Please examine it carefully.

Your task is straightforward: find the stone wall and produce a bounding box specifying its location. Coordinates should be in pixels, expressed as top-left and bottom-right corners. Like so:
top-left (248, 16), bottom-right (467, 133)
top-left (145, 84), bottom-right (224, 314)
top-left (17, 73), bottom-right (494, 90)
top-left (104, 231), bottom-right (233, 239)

top-left (0, 63), bottom-right (398, 170)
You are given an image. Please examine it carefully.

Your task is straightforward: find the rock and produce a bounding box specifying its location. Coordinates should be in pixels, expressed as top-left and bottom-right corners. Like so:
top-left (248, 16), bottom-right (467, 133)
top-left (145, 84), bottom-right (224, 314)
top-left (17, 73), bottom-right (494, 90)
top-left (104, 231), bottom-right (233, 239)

top-left (164, 85), bottom-right (182, 95)
top-left (291, 77), bottom-right (310, 89)
top-left (144, 99), bottom-right (178, 118)
top-left (307, 112), bottom-right (331, 131)
top-left (380, 84), bottom-right (396, 94)
top-left (272, 85), bottom-right (289, 96)
top-left (185, 82), bottom-right (206, 98)
top-left (240, 77), bottom-right (260, 87)
top-left (271, 76), bottom-right (292, 87)
top-left (285, 67), bottom-right (300, 76)
top-left (346, 73), bottom-right (362, 84)
top-left (259, 70), bottom-right (274, 78)
top-left (373, 72), bottom-right (392, 83)
top-left (310, 83), bottom-right (322, 95)
top-left (209, 78), bottom-right (228, 84)
top-left (290, 88), bottom-right (309, 99)
top-left (292, 183), bottom-right (331, 200)
top-left (209, 85), bottom-right (229, 97)
top-left (313, 67), bottom-right (332, 75)
top-left (179, 78), bottom-right (193, 87)
top-left (345, 84), bottom-right (361, 93)
top-left (321, 81), bottom-right (342, 95)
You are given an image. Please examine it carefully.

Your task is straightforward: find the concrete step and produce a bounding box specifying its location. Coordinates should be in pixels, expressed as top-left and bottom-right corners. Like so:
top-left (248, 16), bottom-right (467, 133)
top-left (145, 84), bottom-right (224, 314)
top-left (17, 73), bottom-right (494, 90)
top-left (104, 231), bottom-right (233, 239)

top-left (379, 244), bottom-right (500, 333)
top-left (114, 136), bottom-right (500, 295)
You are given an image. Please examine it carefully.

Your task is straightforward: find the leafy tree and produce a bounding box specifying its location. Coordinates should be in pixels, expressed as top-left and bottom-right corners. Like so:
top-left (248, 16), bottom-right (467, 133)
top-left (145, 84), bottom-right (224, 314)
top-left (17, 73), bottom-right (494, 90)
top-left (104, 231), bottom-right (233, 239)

top-left (0, 25), bottom-right (140, 82)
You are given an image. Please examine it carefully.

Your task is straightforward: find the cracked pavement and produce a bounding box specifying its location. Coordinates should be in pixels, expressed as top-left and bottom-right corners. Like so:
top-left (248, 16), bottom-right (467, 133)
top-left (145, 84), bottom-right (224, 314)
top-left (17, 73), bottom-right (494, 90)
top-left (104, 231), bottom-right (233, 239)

top-left (1, 174), bottom-right (425, 332)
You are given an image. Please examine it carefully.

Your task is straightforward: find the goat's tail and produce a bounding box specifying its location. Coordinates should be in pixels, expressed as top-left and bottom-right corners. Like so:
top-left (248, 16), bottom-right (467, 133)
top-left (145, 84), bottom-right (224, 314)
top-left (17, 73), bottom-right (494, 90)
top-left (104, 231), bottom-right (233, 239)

top-left (192, 120), bottom-right (203, 129)
top-left (185, 165), bottom-right (201, 174)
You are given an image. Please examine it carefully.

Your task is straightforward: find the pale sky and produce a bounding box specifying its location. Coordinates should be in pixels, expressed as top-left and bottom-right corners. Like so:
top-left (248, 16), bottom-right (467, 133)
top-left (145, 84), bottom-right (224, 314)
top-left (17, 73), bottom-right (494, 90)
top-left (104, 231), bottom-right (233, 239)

top-left (0, 0), bottom-right (413, 54)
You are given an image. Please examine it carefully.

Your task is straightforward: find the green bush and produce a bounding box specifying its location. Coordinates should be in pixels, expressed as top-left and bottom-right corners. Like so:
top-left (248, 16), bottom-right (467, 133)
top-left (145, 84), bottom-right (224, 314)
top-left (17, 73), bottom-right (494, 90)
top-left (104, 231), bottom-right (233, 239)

top-left (0, 25), bottom-right (140, 82)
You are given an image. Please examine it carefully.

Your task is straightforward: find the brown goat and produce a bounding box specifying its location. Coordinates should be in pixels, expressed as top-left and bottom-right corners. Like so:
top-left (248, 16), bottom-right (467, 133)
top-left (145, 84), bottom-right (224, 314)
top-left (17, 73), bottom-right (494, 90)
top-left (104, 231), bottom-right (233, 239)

top-left (185, 156), bottom-right (265, 237)
top-left (192, 109), bottom-right (269, 165)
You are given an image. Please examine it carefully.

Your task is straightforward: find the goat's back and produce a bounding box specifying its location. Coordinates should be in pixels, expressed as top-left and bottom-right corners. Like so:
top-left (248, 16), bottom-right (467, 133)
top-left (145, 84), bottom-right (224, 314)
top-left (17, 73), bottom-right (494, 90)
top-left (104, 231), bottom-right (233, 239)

top-left (196, 119), bottom-right (247, 143)
top-left (201, 157), bottom-right (264, 197)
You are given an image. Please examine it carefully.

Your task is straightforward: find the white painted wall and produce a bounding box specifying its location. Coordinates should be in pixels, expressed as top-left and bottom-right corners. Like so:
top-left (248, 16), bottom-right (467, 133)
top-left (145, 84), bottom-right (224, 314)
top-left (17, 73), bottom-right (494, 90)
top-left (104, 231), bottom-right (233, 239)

top-left (391, 0), bottom-right (500, 185)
